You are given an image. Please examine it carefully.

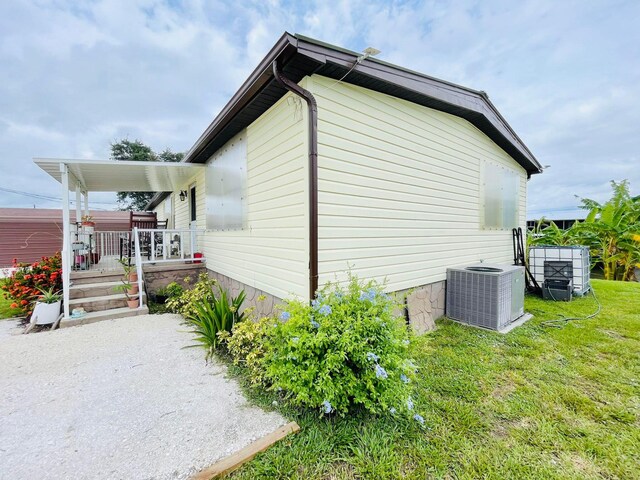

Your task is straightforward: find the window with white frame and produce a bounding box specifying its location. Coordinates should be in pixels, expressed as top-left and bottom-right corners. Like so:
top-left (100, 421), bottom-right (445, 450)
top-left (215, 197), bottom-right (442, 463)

top-left (205, 134), bottom-right (247, 230)
top-left (482, 162), bottom-right (520, 230)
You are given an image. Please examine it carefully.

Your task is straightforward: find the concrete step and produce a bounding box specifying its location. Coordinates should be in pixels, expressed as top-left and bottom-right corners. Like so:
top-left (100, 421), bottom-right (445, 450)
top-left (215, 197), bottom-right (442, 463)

top-left (70, 271), bottom-right (128, 285)
top-left (60, 306), bottom-right (149, 328)
top-left (69, 292), bottom-right (147, 313)
top-left (69, 281), bottom-right (144, 300)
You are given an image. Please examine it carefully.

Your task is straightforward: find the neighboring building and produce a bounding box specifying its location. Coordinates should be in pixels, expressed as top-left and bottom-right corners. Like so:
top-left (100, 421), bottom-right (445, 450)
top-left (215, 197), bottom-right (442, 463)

top-left (146, 32), bottom-right (543, 321)
top-left (0, 208), bottom-right (130, 267)
top-left (527, 218), bottom-right (582, 231)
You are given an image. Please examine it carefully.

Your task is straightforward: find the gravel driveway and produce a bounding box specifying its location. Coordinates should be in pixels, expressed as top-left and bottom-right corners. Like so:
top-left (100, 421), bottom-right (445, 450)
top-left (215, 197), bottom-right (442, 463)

top-left (0, 314), bottom-right (287, 479)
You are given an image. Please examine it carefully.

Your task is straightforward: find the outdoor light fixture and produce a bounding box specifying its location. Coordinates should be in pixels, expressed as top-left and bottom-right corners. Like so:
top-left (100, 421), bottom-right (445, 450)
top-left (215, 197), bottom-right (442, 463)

top-left (179, 190), bottom-right (187, 202)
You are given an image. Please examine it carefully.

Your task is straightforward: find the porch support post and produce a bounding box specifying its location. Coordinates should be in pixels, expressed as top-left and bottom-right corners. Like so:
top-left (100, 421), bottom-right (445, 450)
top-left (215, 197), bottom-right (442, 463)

top-left (83, 191), bottom-right (89, 218)
top-left (60, 163), bottom-right (71, 320)
top-left (75, 185), bottom-right (82, 224)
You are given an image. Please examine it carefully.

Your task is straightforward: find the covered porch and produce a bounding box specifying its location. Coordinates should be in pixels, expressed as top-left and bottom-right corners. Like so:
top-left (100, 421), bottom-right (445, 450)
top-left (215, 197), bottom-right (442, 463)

top-left (34, 158), bottom-right (206, 320)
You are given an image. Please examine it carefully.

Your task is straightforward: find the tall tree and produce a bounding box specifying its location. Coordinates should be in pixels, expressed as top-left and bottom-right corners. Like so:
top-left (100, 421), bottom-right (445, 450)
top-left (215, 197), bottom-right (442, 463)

top-left (111, 139), bottom-right (183, 211)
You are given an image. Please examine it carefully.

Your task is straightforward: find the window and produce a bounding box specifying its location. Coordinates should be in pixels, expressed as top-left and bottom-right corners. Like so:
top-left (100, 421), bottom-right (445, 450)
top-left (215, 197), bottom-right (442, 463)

top-left (190, 185), bottom-right (197, 223)
top-left (482, 163), bottom-right (520, 230)
top-left (205, 134), bottom-right (247, 230)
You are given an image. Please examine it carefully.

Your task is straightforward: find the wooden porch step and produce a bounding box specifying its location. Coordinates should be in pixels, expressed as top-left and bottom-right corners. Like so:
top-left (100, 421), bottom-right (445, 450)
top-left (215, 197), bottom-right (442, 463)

top-left (69, 280), bottom-right (129, 299)
top-left (69, 292), bottom-right (147, 313)
top-left (60, 306), bottom-right (149, 328)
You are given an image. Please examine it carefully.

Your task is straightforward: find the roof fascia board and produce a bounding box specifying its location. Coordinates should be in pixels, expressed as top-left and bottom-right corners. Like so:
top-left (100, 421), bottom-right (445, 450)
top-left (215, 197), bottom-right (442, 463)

top-left (35, 158), bottom-right (205, 169)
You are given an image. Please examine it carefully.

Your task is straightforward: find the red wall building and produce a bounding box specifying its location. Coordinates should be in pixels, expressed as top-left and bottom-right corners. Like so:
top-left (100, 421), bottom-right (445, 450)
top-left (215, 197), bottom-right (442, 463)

top-left (0, 209), bottom-right (131, 267)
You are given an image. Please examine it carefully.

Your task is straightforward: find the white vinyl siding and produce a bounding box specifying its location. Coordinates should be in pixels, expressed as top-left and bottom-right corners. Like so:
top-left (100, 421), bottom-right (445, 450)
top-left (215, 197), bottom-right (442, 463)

top-left (308, 74), bottom-right (527, 292)
top-left (198, 92), bottom-right (308, 300)
top-left (173, 177), bottom-right (205, 229)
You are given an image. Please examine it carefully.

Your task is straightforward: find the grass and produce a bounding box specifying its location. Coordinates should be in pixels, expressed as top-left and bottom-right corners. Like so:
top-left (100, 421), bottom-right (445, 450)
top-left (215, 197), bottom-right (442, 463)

top-left (227, 279), bottom-right (640, 479)
top-left (0, 294), bottom-right (21, 319)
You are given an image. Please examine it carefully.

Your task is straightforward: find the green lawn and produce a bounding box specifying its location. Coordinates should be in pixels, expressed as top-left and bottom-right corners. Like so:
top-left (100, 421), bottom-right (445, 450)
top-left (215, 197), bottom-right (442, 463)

top-left (0, 294), bottom-right (21, 319)
top-left (229, 279), bottom-right (639, 479)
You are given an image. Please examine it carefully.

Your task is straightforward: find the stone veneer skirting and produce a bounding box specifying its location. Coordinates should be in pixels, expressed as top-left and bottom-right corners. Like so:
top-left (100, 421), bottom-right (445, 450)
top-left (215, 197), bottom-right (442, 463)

top-left (208, 268), bottom-right (445, 334)
top-left (206, 269), bottom-right (282, 319)
top-left (152, 264), bottom-right (445, 332)
top-left (143, 263), bottom-right (207, 293)
top-left (398, 280), bottom-right (446, 334)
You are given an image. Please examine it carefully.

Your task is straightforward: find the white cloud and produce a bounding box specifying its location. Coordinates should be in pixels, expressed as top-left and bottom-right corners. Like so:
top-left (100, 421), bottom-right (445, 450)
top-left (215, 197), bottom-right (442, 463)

top-left (1, 0), bottom-right (639, 216)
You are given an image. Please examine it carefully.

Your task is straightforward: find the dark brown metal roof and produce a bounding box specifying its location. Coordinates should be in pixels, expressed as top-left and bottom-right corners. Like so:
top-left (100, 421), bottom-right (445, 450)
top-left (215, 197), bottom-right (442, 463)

top-left (147, 32), bottom-right (541, 209)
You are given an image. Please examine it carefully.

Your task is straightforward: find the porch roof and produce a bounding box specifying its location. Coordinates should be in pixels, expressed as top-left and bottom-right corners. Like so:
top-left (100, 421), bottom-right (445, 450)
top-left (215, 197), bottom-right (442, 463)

top-left (34, 158), bottom-right (205, 192)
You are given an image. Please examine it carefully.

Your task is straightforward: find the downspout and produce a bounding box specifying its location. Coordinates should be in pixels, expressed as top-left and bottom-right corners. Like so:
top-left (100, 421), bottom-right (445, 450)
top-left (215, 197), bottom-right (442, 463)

top-left (272, 61), bottom-right (319, 300)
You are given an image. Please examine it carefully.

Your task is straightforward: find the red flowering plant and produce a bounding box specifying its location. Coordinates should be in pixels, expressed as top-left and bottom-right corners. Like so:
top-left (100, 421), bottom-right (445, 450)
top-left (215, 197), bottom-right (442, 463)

top-left (1, 253), bottom-right (63, 318)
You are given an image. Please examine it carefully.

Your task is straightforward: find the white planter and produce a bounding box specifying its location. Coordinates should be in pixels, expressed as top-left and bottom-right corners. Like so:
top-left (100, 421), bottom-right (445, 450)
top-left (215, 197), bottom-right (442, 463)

top-left (32, 301), bottom-right (62, 325)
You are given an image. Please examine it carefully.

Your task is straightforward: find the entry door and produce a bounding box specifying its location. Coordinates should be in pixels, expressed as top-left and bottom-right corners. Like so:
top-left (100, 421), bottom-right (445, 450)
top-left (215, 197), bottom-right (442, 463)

top-left (189, 184), bottom-right (197, 229)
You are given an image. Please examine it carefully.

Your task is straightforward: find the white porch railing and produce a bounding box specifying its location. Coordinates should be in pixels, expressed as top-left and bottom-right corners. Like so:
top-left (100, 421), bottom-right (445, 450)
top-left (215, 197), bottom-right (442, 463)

top-left (136, 228), bottom-right (206, 265)
top-left (66, 228), bottom-right (205, 273)
top-left (63, 226), bottom-right (205, 316)
top-left (133, 228), bottom-right (144, 308)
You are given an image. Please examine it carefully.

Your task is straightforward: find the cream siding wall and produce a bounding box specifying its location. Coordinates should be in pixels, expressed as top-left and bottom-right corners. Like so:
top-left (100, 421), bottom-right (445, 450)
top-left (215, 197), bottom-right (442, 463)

top-left (308, 75), bottom-right (527, 292)
top-left (195, 93), bottom-right (309, 300)
top-left (172, 176), bottom-right (206, 230)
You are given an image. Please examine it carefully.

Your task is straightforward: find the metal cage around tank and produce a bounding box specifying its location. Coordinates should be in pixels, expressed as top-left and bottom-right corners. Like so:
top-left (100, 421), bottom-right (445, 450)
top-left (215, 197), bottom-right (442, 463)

top-left (528, 245), bottom-right (591, 296)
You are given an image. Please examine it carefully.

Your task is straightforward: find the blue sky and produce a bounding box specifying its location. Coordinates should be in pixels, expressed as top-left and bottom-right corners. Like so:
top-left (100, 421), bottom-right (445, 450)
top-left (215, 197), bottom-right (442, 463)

top-left (1, 0), bottom-right (638, 217)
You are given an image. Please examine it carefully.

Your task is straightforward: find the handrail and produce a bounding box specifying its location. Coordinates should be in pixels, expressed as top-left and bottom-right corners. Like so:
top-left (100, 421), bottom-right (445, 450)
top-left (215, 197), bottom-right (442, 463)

top-left (136, 227), bottom-right (205, 265)
top-left (135, 228), bottom-right (206, 233)
top-left (132, 227), bottom-right (144, 309)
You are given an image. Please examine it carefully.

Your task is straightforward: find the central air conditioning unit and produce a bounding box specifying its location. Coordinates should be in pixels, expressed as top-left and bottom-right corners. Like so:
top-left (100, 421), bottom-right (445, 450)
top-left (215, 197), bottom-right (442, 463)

top-left (446, 264), bottom-right (525, 331)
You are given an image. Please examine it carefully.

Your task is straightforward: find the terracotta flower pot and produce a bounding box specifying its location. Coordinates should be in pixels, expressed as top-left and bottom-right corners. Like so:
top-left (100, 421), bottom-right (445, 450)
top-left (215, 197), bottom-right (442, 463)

top-left (129, 272), bottom-right (139, 282)
top-left (126, 298), bottom-right (139, 309)
top-left (127, 284), bottom-right (139, 295)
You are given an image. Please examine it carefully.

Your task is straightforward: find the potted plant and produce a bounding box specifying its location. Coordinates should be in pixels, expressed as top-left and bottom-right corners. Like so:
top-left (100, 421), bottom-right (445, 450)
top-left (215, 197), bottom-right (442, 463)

top-left (31, 287), bottom-right (62, 325)
top-left (117, 258), bottom-right (138, 283)
top-left (81, 215), bottom-right (95, 233)
top-left (113, 282), bottom-right (139, 309)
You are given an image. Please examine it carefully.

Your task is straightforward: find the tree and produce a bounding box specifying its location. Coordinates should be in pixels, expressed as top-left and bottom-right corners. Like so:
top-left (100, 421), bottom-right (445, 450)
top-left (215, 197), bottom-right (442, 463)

top-left (111, 139), bottom-right (183, 211)
top-left (576, 180), bottom-right (640, 281)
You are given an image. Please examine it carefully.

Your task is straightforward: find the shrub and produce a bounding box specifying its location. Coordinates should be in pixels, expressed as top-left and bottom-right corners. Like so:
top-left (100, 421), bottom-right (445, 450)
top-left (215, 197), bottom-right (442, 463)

top-left (187, 285), bottom-right (246, 361)
top-left (1, 254), bottom-right (62, 317)
top-left (165, 273), bottom-right (217, 318)
top-left (225, 275), bottom-right (417, 417)
top-left (159, 282), bottom-right (184, 299)
top-left (222, 315), bottom-right (273, 386)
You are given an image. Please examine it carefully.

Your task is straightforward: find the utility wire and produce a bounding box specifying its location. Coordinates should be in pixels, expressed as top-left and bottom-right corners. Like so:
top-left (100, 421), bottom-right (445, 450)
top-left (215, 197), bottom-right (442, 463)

top-left (0, 186), bottom-right (116, 206)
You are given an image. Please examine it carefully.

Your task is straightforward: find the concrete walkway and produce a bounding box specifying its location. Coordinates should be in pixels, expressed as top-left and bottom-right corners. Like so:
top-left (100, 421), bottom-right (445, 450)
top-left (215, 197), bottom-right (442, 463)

top-left (0, 314), bottom-right (287, 479)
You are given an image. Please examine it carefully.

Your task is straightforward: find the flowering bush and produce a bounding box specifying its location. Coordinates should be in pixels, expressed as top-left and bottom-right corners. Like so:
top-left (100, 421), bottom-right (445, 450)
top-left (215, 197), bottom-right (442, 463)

top-left (165, 273), bottom-right (217, 319)
top-left (1, 254), bottom-right (62, 317)
top-left (223, 274), bottom-right (419, 418)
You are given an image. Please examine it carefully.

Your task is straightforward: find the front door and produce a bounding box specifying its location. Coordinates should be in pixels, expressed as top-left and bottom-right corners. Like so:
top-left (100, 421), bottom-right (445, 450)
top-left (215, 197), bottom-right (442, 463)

top-left (189, 184), bottom-right (197, 229)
